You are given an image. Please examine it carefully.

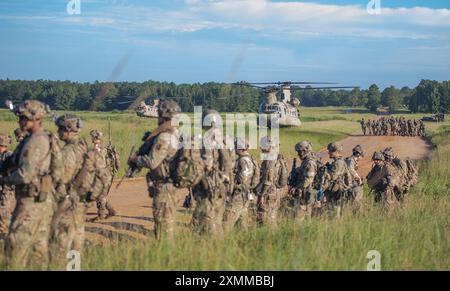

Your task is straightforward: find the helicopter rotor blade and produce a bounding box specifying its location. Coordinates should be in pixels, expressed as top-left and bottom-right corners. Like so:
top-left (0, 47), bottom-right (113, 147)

top-left (290, 86), bottom-right (360, 90)
top-left (244, 81), bottom-right (338, 85)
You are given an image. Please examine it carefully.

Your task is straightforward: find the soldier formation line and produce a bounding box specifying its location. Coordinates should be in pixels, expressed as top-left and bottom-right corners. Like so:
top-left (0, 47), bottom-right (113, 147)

top-left (0, 100), bottom-right (419, 270)
top-left (360, 117), bottom-right (425, 137)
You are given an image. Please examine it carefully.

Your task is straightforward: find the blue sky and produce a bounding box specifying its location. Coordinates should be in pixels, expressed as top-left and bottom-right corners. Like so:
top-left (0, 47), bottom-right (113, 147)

top-left (0, 0), bottom-right (449, 88)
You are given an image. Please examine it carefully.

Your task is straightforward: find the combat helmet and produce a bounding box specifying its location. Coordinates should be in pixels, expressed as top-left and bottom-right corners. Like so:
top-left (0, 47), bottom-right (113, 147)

top-left (352, 145), bottom-right (364, 157)
top-left (260, 136), bottom-right (277, 151)
top-left (295, 141), bottom-right (313, 154)
top-left (0, 134), bottom-right (12, 147)
top-left (202, 109), bottom-right (222, 128)
top-left (372, 151), bottom-right (384, 161)
top-left (15, 100), bottom-right (48, 121)
top-left (382, 147), bottom-right (394, 161)
top-left (327, 142), bottom-right (343, 154)
top-left (235, 137), bottom-right (250, 151)
top-left (55, 114), bottom-right (83, 133)
top-left (158, 100), bottom-right (181, 119)
top-left (90, 129), bottom-right (104, 140)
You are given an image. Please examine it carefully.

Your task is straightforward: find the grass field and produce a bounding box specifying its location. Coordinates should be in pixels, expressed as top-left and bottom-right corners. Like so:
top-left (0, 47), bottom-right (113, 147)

top-left (0, 107), bottom-right (448, 270)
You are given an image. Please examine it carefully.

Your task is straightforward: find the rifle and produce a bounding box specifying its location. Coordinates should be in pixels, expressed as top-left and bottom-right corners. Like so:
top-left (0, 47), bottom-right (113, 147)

top-left (115, 145), bottom-right (136, 190)
top-left (287, 157), bottom-right (297, 192)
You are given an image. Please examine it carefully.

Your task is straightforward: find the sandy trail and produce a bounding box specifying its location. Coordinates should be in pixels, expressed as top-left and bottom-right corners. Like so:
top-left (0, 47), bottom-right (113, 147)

top-left (85, 135), bottom-right (432, 243)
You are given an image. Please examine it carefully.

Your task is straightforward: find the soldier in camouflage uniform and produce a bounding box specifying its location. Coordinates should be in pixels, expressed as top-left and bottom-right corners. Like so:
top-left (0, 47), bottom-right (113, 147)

top-left (49, 115), bottom-right (88, 264)
top-left (288, 141), bottom-right (317, 221)
top-left (87, 130), bottom-right (118, 222)
top-left (323, 142), bottom-right (350, 219)
top-left (345, 145), bottom-right (364, 210)
top-left (128, 100), bottom-right (181, 240)
top-left (0, 100), bottom-right (54, 270)
top-left (0, 134), bottom-right (14, 238)
top-left (223, 138), bottom-right (256, 232)
top-left (191, 110), bottom-right (234, 235)
top-left (366, 152), bottom-right (399, 211)
top-left (255, 136), bottom-right (288, 227)
top-left (360, 119), bottom-right (367, 135)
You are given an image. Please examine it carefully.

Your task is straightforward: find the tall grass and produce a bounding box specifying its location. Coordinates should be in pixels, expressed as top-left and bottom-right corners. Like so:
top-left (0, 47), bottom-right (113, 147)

top-left (0, 109), bottom-right (448, 271)
top-left (62, 123), bottom-right (450, 270)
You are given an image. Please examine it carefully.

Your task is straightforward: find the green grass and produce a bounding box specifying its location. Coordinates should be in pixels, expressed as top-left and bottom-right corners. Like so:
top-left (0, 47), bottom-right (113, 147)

top-left (0, 108), bottom-right (448, 271)
top-left (76, 122), bottom-right (449, 271)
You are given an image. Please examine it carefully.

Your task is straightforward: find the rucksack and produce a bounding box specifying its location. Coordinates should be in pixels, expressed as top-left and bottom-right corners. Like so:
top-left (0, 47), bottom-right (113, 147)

top-left (172, 147), bottom-right (205, 189)
top-left (275, 154), bottom-right (289, 188)
top-left (46, 131), bottom-right (64, 184)
top-left (106, 144), bottom-right (121, 175)
top-left (249, 156), bottom-right (260, 190)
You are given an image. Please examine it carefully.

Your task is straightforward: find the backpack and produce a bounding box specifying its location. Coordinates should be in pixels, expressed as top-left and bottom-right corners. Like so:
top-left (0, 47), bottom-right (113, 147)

top-left (275, 154), bottom-right (289, 188)
top-left (47, 131), bottom-right (64, 184)
top-left (106, 144), bottom-right (121, 175)
top-left (172, 147), bottom-right (205, 189)
top-left (405, 160), bottom-right (418, 187)
top-left (249, 156), bottom-right (260, 190)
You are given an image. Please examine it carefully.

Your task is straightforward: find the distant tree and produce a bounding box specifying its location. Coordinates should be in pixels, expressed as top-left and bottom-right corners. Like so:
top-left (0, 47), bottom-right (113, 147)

top-left (381, 86), bottom-right (401, 112)
top-left (366, 84), bottom-right (381, 111)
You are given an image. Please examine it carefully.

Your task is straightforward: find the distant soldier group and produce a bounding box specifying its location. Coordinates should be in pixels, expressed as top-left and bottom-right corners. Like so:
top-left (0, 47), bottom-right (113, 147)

top-left (360, 117), bottom-right (425, 137)
top-left (0, 99), bottom-right (421, 270)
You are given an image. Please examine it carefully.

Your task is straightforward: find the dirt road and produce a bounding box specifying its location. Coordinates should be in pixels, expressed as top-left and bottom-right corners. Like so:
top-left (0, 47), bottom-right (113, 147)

top-left (85, 135), bottom-right (432, 244)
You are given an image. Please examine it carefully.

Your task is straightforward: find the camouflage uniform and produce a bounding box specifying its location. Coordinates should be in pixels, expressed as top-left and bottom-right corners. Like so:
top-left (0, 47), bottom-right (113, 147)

top-left (223, 138), bottom-right (256, 232)
top-left (50, 115), bottom-right (88, 263)
top-left (1, 100), bottom-right (53, 270)
top-left (88, 130), bottom-right (117, 221)
top-left (360, 119), bottom-right (367, 135)
top-left (367, 152), bottom-right (399, 211)
top-left (192, 110), bottom-right (234, 235)
top-left (0, 134), bottom-right (14, 237)
top-left (345, 145), bottom-right (364, 210)
top-left (255, 137), bottom-right (287, 227)
top-left (289, 141), bottom-right (317, 221)
top-left (130, 101), bottom-right (181, 240)
top-left (324, 142), bottom-right (350, 219)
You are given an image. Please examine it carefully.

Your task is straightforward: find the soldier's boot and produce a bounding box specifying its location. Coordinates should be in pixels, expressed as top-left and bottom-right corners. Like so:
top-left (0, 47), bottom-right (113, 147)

top-left (106, 202), bottom-right (117, 218)
top-left (5, 197), bottom-right (53, 270)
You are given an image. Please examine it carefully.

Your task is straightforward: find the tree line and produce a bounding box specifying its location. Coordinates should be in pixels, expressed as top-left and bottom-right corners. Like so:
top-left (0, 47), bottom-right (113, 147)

top-left (0, 79), bottom-right (448, 113)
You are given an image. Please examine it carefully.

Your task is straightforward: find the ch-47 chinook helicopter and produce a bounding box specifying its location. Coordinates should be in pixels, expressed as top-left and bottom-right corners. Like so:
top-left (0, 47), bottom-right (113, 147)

top-left (234, 81), bottom-right (359, 128)
top-left (119, 96), bottom-right (188, 118)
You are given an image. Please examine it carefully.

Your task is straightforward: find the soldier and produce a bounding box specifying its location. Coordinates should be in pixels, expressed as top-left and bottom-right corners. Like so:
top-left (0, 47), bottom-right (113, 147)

top-left (418, 120), bottom-right (426, 137)
top-left (49, 114), bottom-right (88, 263)
top-left (255, 136), bottom-right (288, 227)
top-left (366, 151), bottom-right (398, 211)
top-left (0, 100), bottom-right (54, 269)
top-left (288, 141), bottom-right (317, 221)
top-left (223, 138), bottom-right (257, 232)
top-left (360, 119), bottom-right (367, 135)
top-left (13, 128), bottom-right (26, 143)
top-left (128, 100), bottom-right (181, 240)
top-left (191, 110), bottom-right (234, 235)
top-left (0, 134), bottom-right (14, 238)
top-left (345, 145), bottom-right (364, 210)
top-left (87, 130), bottom-right (118, 222)
top-left (367, 120), bottom-right (372, 135)
top-left (323, 142), bottom-right (350, 219)
top-left (407, 120), bottom-right (414, 136)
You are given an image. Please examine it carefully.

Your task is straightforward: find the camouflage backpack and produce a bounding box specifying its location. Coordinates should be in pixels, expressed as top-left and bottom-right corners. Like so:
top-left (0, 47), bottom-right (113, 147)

top-left (172, 147), bottom-right (205, 189)
top-left (106, 145), bottom-right (121, 175)
top-left (249, 156), bottom-right (260, 190)
top-left (275, 154), bottom-right (289, 188)
top-left (46, 131), bottom-right (64, 184)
